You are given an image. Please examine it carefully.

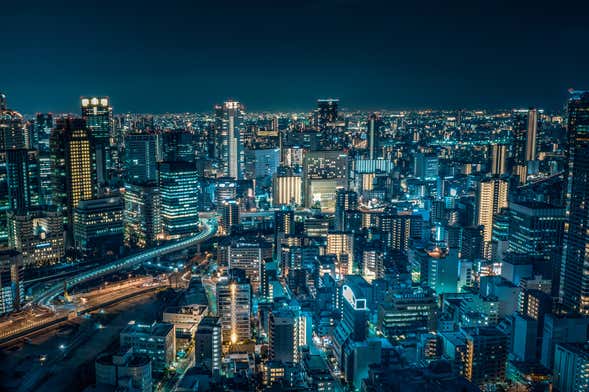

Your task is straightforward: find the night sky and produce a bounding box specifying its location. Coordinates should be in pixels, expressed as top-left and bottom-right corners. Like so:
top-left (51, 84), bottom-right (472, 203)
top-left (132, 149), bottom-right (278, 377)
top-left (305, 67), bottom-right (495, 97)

top-left (2, 0), bottom-right (589, 114)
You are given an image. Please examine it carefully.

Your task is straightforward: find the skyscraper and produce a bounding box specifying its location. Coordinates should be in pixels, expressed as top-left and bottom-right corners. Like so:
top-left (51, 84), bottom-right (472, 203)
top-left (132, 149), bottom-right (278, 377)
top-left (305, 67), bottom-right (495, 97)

top-left (215, 101), bottom-right (245, 179)
top-left (490, 143), bottom-right (508, 176)
top-left (314, 98), bottom-right (339, 130)
top-left (0, 93), bottom-right (27, 150)
top-left (81, 97), bottom-right (112, 189)
top-left (56, 118), bottom-right (97, 238)
top-left (125, 133), bottom-right (158, 183)
top-left (158, 161), bottom-right (201, 240)
top-left (123, 182), bottom-right (161, 248)
top-left (216, 277), bottom-right (251, 345)
top-left (268, 309), bottom-right (299, 363)
top-left (5, 149), bottom-right (34, 213)
top-left (561, 90), bottom-right (589, 314)
top-left (476, 178), bottom-right (508, 257)
top-left (335, 189), bottom-right (358, 231)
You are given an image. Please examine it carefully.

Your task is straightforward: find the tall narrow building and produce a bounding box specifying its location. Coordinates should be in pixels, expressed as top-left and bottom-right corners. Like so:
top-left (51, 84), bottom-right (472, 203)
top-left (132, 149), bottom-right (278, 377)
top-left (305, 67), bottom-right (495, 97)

top-left (214, 101), bottom-right (245, 179)
top-left (81, 97), bottom-right (112, 189)
top-left (476, 178), bottom-right (508, 258)
top-left (55, 118), bottom-right (96, 238)
top-left (561, 90), bottom-right (589, 314)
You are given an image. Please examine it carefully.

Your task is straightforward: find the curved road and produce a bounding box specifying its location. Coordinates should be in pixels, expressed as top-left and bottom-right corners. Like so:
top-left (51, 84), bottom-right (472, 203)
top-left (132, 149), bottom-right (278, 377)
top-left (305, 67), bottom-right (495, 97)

top-left (36, 217), bottom-right (218, 307)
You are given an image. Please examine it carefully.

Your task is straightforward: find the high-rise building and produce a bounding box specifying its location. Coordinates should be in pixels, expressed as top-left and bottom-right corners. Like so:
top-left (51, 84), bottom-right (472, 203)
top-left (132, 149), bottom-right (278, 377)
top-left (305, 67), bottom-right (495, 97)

top-left (55, 118), bottom-right (97, 239)
top-left (194, 316), bottom-right (222, 374)
top-left (273, 168), bottom-right (302, 206)
top-left (220, 200), bottom-right (239, 235)
top-left (303, 151), bottom-right (348, 211)
top-left (34, 113), bottom-right (53, 152)
top-left (5, 149), bottom-right (35, 213)
top-left (0, 93), bottom-right (27, 150)
top-left (125, 133), bottom-right (158, 183)
top-left (158, 161), bottom-right (201, 240)
top-left (268, 308), bottom-right (299, 363)
top-left (216, 277), bottom-right (251, 345)
top-left (0, 249), bottom-right (24, 315)
top-left (476, 178), bottom-right (508, 256)
top-left (314, 98), bottom-right (339, 130)
top-left (414, 152), bottom-right (439, 180)
top-left (161, 129), bottom-right (195, 163)
top-left (561, 90), bottom-right (589, 314)
top-left (490, 143), bottom-right (508, 176)
top-left (335, 189), bottom-right (358, 231)
top-left (123, 182), bottom-right (161, 248)
top-left (215, 101), bottom-right (245, 179)
top-left (553, 343), bottom-right (589, 392)
top-left (512, 108), bottom-right (539, 183)
top-left (7, 207), bottom-right (64, 267)
top-left (227, 238), bottom-right (272, 293)
top-left (464, 327), bottom-right (508, 388)
top-left (74, 196), bottom-right (124, 260)
top-left (81, 97), bottom-right (112, 189)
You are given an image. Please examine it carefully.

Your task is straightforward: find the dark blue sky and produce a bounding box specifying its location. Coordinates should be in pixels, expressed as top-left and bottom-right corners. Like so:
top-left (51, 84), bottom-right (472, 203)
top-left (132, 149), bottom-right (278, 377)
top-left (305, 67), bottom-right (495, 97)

top-left (2, 0), bottom-right (589, 113)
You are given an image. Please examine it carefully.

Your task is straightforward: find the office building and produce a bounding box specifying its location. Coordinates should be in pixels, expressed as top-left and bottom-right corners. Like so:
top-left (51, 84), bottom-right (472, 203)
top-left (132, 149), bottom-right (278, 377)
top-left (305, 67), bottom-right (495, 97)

top-left (161, 129), bottom-right (194, 163)
top-left (0, 250), bottom-right (24, 315)
top-left (56, 118), bottom-right (97, 236)
top-left (7, 207), bottom-right (64, 267)
top-left (5, 149), bottom-right (36, 213)
top-left (314, 98), bottom-right (339, 130)
top-left (419, 248), bottom-right (459, 295)
top-left (303, 151), bottom-right (348, 211)
top-left (120, 321), bottom-right (176, 373)
top-left (81, 97), bottom-right (112, 188)
top-left (158, 161), bottom-right (200, 239)
top-left (414, 152), bottom-right (439, 180)
top-left (123, 182), bottom-right (161, 248)
top-left (561, 90), bottom-right (589, 314)
top-left (273, 169), bottom-right (302, 206)
top-left (125, 133), bottom-right (158, 183)
top-left (377, 286), bottom-right (437, 337)
top-left (73, 196), bottom-right (123, 260)
top-left (0, 93), bottom-right (27, 150)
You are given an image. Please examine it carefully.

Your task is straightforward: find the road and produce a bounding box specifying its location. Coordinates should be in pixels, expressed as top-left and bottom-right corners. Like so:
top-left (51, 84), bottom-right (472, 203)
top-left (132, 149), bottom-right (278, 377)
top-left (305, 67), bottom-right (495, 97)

top-left (0, 289), bottom-right (175, 392)
top-left (0, 277), bottom-right (165, 345)
top-left (35, 216), bottom-right (218, 307)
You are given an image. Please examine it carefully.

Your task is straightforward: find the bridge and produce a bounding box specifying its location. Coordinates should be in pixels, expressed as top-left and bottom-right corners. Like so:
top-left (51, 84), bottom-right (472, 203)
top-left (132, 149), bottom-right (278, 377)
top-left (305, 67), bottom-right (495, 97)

top-left (35, 217), bottom-right (218, 307)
